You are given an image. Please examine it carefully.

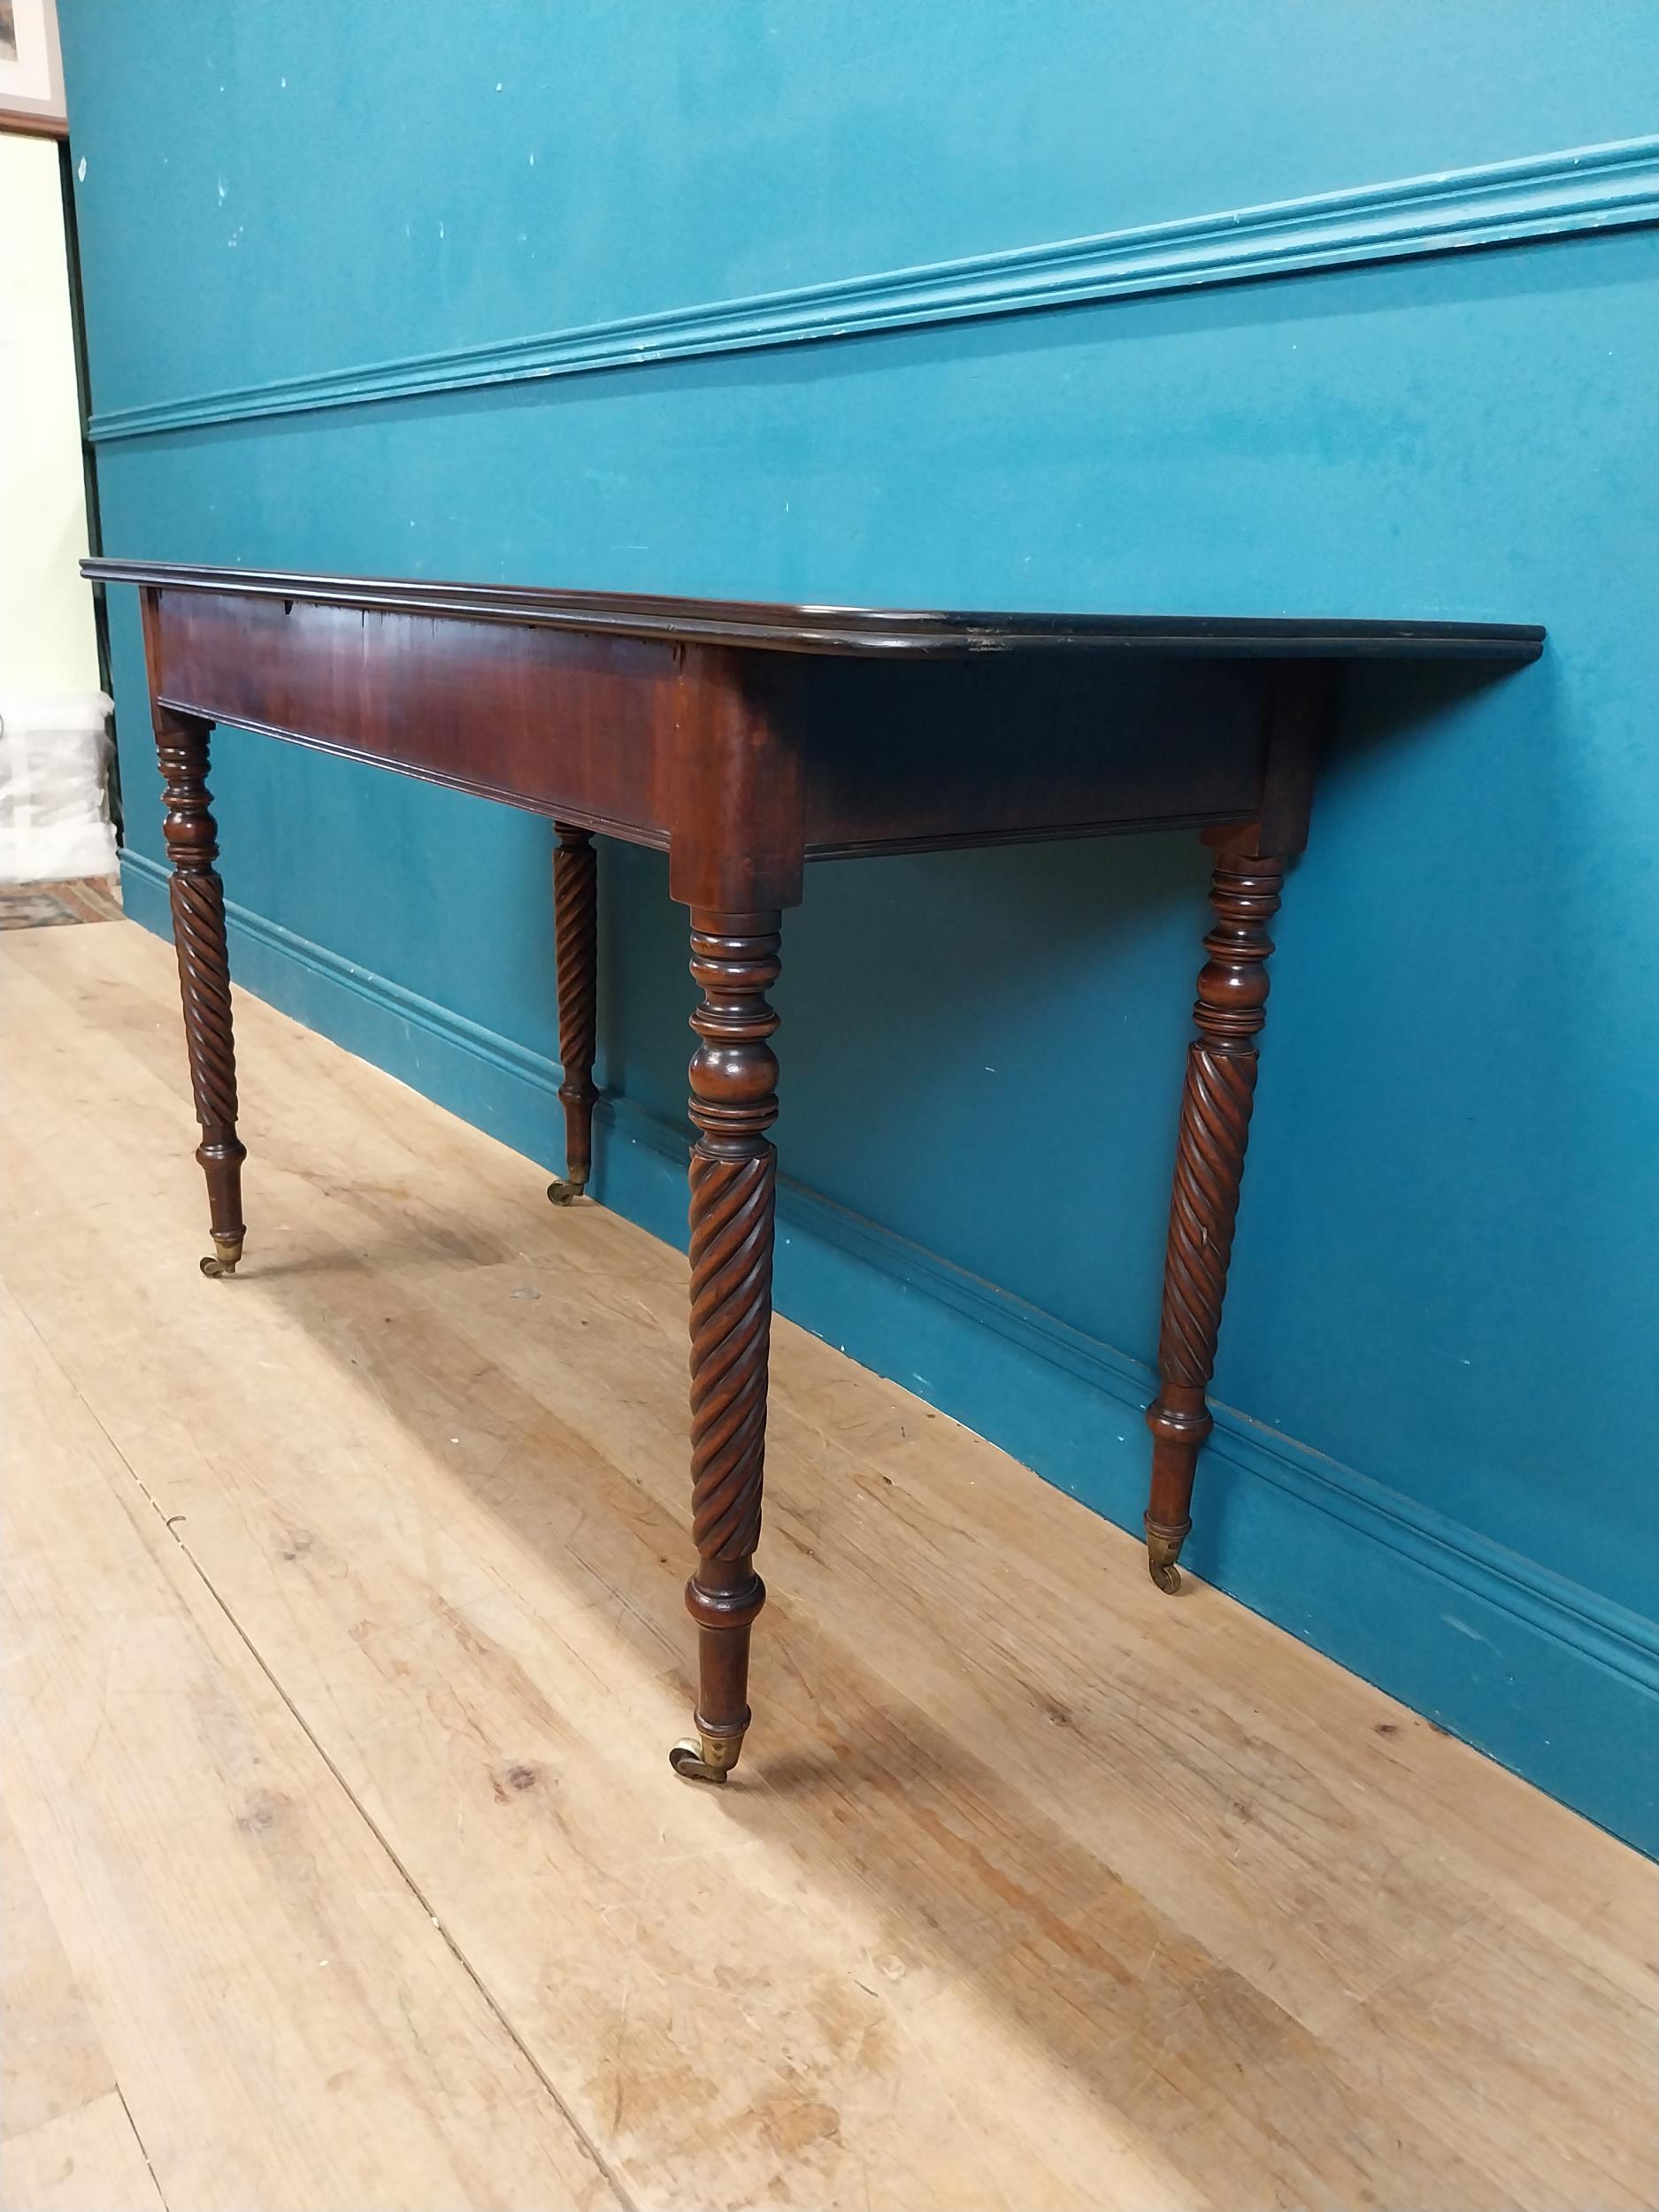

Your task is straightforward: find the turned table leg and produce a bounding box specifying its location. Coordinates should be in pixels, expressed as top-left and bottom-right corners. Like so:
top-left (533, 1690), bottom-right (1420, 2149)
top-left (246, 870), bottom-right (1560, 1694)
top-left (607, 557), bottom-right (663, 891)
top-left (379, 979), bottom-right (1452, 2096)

top-left (546, 823), bottom-right (599, 1205)
top-left (1145, 828), bottom-right (1286, 1590)
top-left (669, 910), bottom-right (781, 1783)
top-left (155, 709), bottom-right (247, 1279)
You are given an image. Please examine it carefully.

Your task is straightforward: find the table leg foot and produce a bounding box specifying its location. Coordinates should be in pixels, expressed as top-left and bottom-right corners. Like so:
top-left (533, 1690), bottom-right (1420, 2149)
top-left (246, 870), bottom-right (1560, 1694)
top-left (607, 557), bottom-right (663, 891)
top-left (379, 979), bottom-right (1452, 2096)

top-left (1145, 1518), bottom-right (1189, 1594)
top-left (669, 1728), bottom-right (744, 1785)
top-left (545, 1175), bottom-right (588, 1206)
top-left (199, 1232), bottom-right (244, 1279)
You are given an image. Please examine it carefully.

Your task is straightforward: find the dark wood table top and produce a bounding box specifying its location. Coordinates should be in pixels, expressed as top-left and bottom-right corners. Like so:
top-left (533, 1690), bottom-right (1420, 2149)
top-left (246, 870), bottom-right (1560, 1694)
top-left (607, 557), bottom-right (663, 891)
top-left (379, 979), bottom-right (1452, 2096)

top-left (84, 559), bottom-right (1545, 664)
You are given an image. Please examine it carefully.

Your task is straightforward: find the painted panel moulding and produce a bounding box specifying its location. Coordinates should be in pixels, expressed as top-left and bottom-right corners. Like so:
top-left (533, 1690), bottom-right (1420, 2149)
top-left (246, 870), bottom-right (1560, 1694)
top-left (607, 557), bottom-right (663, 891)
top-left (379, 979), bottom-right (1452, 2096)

top-left (88, 135), bottom-right (1659, 443)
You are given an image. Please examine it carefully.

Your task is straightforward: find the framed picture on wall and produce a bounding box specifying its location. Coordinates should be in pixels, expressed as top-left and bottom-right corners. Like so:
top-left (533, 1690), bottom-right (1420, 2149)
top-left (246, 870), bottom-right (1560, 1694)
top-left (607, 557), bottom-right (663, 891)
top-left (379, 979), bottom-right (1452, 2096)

top-left (1, 0), bottom-right (67, 138)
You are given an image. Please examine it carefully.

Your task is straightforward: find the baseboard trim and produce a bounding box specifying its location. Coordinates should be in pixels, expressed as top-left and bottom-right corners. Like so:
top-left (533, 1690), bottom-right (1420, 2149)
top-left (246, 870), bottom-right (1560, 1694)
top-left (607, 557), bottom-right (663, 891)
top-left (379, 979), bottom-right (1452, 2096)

top-left (120, 847), bottom-right (1659, 1852)
top-left (88, 135), bottom-right (1659, 443)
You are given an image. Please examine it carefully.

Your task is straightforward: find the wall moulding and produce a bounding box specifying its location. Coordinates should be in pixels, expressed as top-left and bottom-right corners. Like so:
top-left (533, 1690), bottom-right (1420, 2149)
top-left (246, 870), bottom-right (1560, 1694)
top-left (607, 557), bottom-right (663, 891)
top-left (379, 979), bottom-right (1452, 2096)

top-left (87, 135), bottom-right (1659, 444)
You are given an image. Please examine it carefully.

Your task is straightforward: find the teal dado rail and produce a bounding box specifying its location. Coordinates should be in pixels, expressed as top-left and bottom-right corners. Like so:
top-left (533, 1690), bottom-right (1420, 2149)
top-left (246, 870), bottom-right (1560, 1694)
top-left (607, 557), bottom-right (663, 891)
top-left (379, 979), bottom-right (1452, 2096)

top-left (87, 135), bottom-right (1659, 443)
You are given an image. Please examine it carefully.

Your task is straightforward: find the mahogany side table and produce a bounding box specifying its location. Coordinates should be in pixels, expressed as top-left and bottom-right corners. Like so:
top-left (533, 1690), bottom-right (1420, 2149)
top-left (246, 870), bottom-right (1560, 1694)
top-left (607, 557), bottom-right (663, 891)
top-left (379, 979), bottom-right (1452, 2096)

top-left (84, 558), bottom-right (1542, 1781)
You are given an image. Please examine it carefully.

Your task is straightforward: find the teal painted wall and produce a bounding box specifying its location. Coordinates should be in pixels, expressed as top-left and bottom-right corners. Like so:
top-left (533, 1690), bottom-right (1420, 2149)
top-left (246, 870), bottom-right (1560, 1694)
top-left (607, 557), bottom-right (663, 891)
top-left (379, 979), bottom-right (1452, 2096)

top-left (63, 3), bottom-right (1658, 1849)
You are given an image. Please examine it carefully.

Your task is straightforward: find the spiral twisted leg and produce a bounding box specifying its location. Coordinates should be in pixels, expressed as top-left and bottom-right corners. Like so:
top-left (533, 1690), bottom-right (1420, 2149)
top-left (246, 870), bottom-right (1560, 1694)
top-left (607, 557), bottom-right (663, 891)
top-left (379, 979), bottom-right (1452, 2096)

top-left (157, 712), bottom-right (246, 1279)
top-left (1145, 839), bottom-right (1286, 1590)
top-left (547, 824), bottom-right (599, 1205)
top-left (670, 910), bottom-right (781, 1783)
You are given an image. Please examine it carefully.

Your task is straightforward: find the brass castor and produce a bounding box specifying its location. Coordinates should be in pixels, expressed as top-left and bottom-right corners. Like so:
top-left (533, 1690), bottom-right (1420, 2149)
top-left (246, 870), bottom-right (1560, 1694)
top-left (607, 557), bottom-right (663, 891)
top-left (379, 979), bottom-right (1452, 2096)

top-left (1146, 1525), bottom-right (1187, 1595)
top-left (669, 1732), bottom-right (742, 1786)
top-left (546, 1175), bottom-right (587, 1207)
top-left (199, 1233), bottom-right (244, 1279)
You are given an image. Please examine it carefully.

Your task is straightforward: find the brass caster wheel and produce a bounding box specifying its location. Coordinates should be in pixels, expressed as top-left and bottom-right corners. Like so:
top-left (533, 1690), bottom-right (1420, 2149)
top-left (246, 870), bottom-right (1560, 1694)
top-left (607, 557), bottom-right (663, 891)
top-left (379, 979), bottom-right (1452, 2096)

top-left (669, 1732), bottom-right (741, 1786)
top-left (546, 1176), bottom-right (587, 1207)
top-left (1145, 1525), bottom-right (1187, 1595)
top-left (200, 1234), bottom-right (243, 1279)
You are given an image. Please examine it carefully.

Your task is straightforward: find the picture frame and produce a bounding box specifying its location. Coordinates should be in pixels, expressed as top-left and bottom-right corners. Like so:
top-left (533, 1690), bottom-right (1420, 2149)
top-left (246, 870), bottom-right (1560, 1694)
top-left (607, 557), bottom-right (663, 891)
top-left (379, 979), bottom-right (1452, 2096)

top-left (0, 0), bottom-right (67, 139)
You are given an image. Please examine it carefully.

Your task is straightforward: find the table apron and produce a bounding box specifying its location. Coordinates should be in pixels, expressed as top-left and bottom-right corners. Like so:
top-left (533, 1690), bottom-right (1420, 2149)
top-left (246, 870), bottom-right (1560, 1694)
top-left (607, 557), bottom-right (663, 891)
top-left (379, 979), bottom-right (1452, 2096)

top-left (146, 587), bottom-right (680, 837)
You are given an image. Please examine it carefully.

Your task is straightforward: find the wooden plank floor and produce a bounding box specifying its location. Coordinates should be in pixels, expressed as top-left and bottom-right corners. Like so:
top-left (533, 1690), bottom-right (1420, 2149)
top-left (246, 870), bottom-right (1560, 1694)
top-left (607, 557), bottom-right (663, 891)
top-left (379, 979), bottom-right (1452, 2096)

top-left (2, 917), bottom-right (1653, 2212)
